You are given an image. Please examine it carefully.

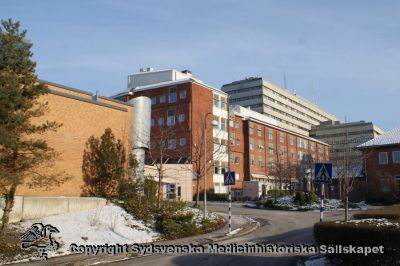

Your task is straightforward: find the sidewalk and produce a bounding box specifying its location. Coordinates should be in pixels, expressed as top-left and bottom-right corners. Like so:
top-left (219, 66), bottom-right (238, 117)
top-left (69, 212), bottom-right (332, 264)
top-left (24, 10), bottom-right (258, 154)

top-left (12, 213), bottom-right (259, 266)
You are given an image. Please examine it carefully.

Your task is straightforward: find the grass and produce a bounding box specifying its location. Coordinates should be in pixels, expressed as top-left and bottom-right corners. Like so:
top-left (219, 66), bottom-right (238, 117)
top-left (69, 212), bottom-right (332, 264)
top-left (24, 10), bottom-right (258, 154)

top-left (352, 204), bottom-right (400, 220)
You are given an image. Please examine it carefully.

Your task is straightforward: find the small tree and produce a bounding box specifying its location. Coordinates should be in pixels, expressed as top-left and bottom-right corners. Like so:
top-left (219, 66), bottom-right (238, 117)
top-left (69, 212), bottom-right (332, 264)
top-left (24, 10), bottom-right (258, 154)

top-left (0, 19), bottom-right (70, 230)
top-left (81, 128), bottom-right (127, 199)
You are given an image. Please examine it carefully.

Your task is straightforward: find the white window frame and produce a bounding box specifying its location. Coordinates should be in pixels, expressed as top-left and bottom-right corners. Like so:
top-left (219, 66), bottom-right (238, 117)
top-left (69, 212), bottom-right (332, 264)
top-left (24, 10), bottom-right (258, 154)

top-left (179, 90), bottom-right (187, 99)
top-left (179, 137), bottom-right (186, 146)
top-left (379, 152), bottom-right (388, 164)
top-left (392, 151), bottom-right (400, 164)
top-left (178, 114), bottom-right (186, 123)
top-left (160, 95), bottom-right (166, 103)
top-left (168, 138), bottom-right (176, 149)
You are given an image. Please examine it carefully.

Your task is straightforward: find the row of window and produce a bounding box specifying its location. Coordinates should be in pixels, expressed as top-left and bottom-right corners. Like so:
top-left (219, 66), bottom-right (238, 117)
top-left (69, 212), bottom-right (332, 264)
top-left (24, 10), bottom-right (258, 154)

top-left (213, 115), bottom-right (227, 131)
top-left (380, 176), bottom-right (400, 192)
top-left (150, 137), bottom-right (187, 149)
top-left (378, 151), bottom-right (400, 165)
top-left (264, 98), bottom-right (314, 126)
top-left (265, 87), bottom-right (331, 121)
top-left (312, 130), bottom-right (375, 139)
top-left (213, 94), bottom-right (228, 110)
top-left (150, 88), bottom-right (187, 105)
top-left (151, 112), bottom-right (186, 127)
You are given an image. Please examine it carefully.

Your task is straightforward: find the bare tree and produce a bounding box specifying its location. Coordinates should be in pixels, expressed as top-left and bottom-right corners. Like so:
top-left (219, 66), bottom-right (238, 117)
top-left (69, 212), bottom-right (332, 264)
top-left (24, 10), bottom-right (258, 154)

top-left (268, 146), bottom-right (296, 201)
top-left (189, 112), bottom-right (227, 207)
top-left (146, 122), bottom-right (176, 208)
top-left (330, 126), bottom-right (372, 221)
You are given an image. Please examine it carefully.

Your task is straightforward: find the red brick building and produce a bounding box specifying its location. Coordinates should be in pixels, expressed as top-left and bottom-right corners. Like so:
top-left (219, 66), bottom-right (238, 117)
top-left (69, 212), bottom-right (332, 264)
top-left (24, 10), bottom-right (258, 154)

top-left (358, 127), bottom-right (400, 203)
top-left (112, 69), bottom-right (330, 198)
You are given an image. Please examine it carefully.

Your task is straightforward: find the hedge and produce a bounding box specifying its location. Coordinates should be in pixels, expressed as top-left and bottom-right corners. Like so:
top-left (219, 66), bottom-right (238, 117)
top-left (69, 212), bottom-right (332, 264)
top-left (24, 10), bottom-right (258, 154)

top-left (314, 221), bottom-right (400, 265)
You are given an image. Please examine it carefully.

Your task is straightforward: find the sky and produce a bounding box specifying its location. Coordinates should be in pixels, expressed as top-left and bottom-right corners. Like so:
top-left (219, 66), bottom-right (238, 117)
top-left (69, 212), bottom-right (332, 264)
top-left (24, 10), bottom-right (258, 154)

top-left (1, 0), bottom-right (399, 131)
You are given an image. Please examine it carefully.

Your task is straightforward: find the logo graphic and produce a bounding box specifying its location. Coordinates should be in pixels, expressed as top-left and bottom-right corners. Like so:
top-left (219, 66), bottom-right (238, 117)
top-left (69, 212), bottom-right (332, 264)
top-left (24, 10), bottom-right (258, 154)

top-left (20, 223), bottom-right (60, 260)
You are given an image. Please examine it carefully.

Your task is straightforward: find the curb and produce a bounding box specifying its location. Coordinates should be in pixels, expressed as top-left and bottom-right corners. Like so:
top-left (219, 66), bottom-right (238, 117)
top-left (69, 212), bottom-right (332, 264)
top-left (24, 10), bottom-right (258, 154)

top-left (13, 215), bottom-right (260, 266)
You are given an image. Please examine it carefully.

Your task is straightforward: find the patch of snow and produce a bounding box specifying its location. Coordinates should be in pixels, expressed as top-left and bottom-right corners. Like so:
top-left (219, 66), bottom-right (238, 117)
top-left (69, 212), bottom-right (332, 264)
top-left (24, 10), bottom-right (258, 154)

top-left (226, 228), bottom-right (241, 236)
top-left (18, 205), bottom-right (159, 255)
top-left (175, 207), bottom-right (222, 228)
top-left (303, 256), bottom-right (332, 266)
top-left (276, 196), bottom-right (293, 206)
top-left (335, 218), bottom-right (400, 227)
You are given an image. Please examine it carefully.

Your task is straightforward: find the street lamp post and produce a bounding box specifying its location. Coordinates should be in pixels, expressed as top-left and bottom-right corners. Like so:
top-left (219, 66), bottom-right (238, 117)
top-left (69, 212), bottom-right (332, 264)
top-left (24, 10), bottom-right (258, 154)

top-left (204, 112), bottom-right (214, 218)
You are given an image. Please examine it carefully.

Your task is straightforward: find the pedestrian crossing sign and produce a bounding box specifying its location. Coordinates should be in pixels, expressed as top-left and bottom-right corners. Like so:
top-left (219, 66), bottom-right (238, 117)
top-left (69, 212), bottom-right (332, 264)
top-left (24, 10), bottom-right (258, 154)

top-left (314, 163), bottom-right (332, 184)
top-left (224, 172), bottom-right (236, 186)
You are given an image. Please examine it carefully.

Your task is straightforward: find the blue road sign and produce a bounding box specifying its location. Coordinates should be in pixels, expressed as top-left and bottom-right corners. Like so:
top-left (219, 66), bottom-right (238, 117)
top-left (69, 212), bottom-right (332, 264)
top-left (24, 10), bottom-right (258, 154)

top-left (314, 163), bottom-right (333, 184)
top-left (224, 172), bottom-right (236, 186)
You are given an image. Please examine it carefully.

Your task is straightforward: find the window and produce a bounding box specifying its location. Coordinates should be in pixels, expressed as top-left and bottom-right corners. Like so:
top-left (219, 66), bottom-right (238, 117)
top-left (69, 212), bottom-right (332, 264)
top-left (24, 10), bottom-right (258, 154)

top-left (230, 133), bottom-right (236, 145)
top-left (214, 161), bottom-right (220, 174)
top-left (279, 132), bottom-right (285, 143)
top-left (250, 138), bottom-right (254, 150)
top-left (250, 154), bottom-right (254, 165)
top-left (220, 97), bottom-right (227, 110)
top-left (249, 123), bottom-right (254, 135)
top-left (169, 87), bottom-right (177, 103)
top-left (269, 144), bottom-right (274, 155)
top-left (167, 109), bottom-right (175, 126)
top-left (151, 118), bottom-right (155, 127)
top-left (151, 96), bottom-right (157, 105)
top-left (289, 135), bottom-right (294, 145)
top-left (168, 138), bottom-right (176, 149)
top-left (268, 129), bottom-right (273, 140)
top-left (395, 176), bottom-right (400, 191)
top-left (234, 121), bottom-right (239, 129)
top-left (213, 116), bottom-right (219, 129)
top-left (221, 161), bottom-right (228, 174)
top-left (158, 117), bottom-right (164, 126)
top-left (213, 94), bottom-right (220, 108)
top-left (221, 118), bottom-right (227, 131)
top-left (257, 127), bottom-right (262, 137)
top-left (160, 95), bottom-right (166, 103)
top-left (380, 179), bottom-right (390, 192)
top-left (379, 152), bottom-right (388, 164)
top-left (234, 157), bottom-right (240, 164)
top-left (393, 151), bottom-right (400, 164)
top-left (258, 140), bottom-right (263, 151)
top-left (179, 137), bottom-right (186, 146)
top-left (179, 90), bottom-right (187, 99)
top-left (178, 114), bottom-right (186, 122)
top-left (258, 156), bottom-right (264, 167)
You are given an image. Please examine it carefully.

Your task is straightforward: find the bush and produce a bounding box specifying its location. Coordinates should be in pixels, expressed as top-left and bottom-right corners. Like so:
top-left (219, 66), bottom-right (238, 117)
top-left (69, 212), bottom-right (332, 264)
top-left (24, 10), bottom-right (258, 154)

top-left (294, 191), bottom-right (319, 205)
top-left (194, 192), bottom-right (229, 202)
top-left (314, 221), bottom-right (400, 265)
top-left (352, 204), bottom-right (400, 221)
top-left (155, 212), bottom-right (197, 239)
top-left (263, 199), bottom-right (275, 208)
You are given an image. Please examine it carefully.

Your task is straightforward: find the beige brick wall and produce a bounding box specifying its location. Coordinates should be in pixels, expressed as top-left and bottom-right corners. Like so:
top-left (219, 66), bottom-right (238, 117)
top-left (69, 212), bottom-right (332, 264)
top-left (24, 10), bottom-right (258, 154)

top-left (16, 83), bottom-right (132, 196)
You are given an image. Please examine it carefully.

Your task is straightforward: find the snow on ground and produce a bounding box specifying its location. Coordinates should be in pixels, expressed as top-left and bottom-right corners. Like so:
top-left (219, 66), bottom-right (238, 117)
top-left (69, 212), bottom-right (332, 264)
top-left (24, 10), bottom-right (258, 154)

top-left (303, 256), bottom-right (332, 266)
top-left (18, 205), bottom-right (159, 255)
top-left (262, 196), bottom-right (358, 211)
top-left (335, 218), bottom-right (400, 227)
top-left (176, 206), bottom-right (222, 228)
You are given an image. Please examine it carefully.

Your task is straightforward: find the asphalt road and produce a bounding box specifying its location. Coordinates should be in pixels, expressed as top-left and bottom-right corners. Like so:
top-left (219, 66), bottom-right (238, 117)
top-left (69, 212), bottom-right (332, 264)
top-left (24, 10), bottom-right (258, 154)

top-left (102, 202), bottom-right (349, 266)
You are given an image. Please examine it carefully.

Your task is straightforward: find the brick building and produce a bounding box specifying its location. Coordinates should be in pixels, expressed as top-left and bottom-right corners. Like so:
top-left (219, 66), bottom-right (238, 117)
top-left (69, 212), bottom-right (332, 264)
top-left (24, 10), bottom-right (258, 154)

top-left (230, 105), bottom-right (330, 199)
top-left (17, 80), bottom-right (133, 196)
top-left (112, 69), bottom-right (330, 198)
top-left (358, 126), bottom-right (400, 203)
top-left (112, 69), bottom-right (230, 196)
